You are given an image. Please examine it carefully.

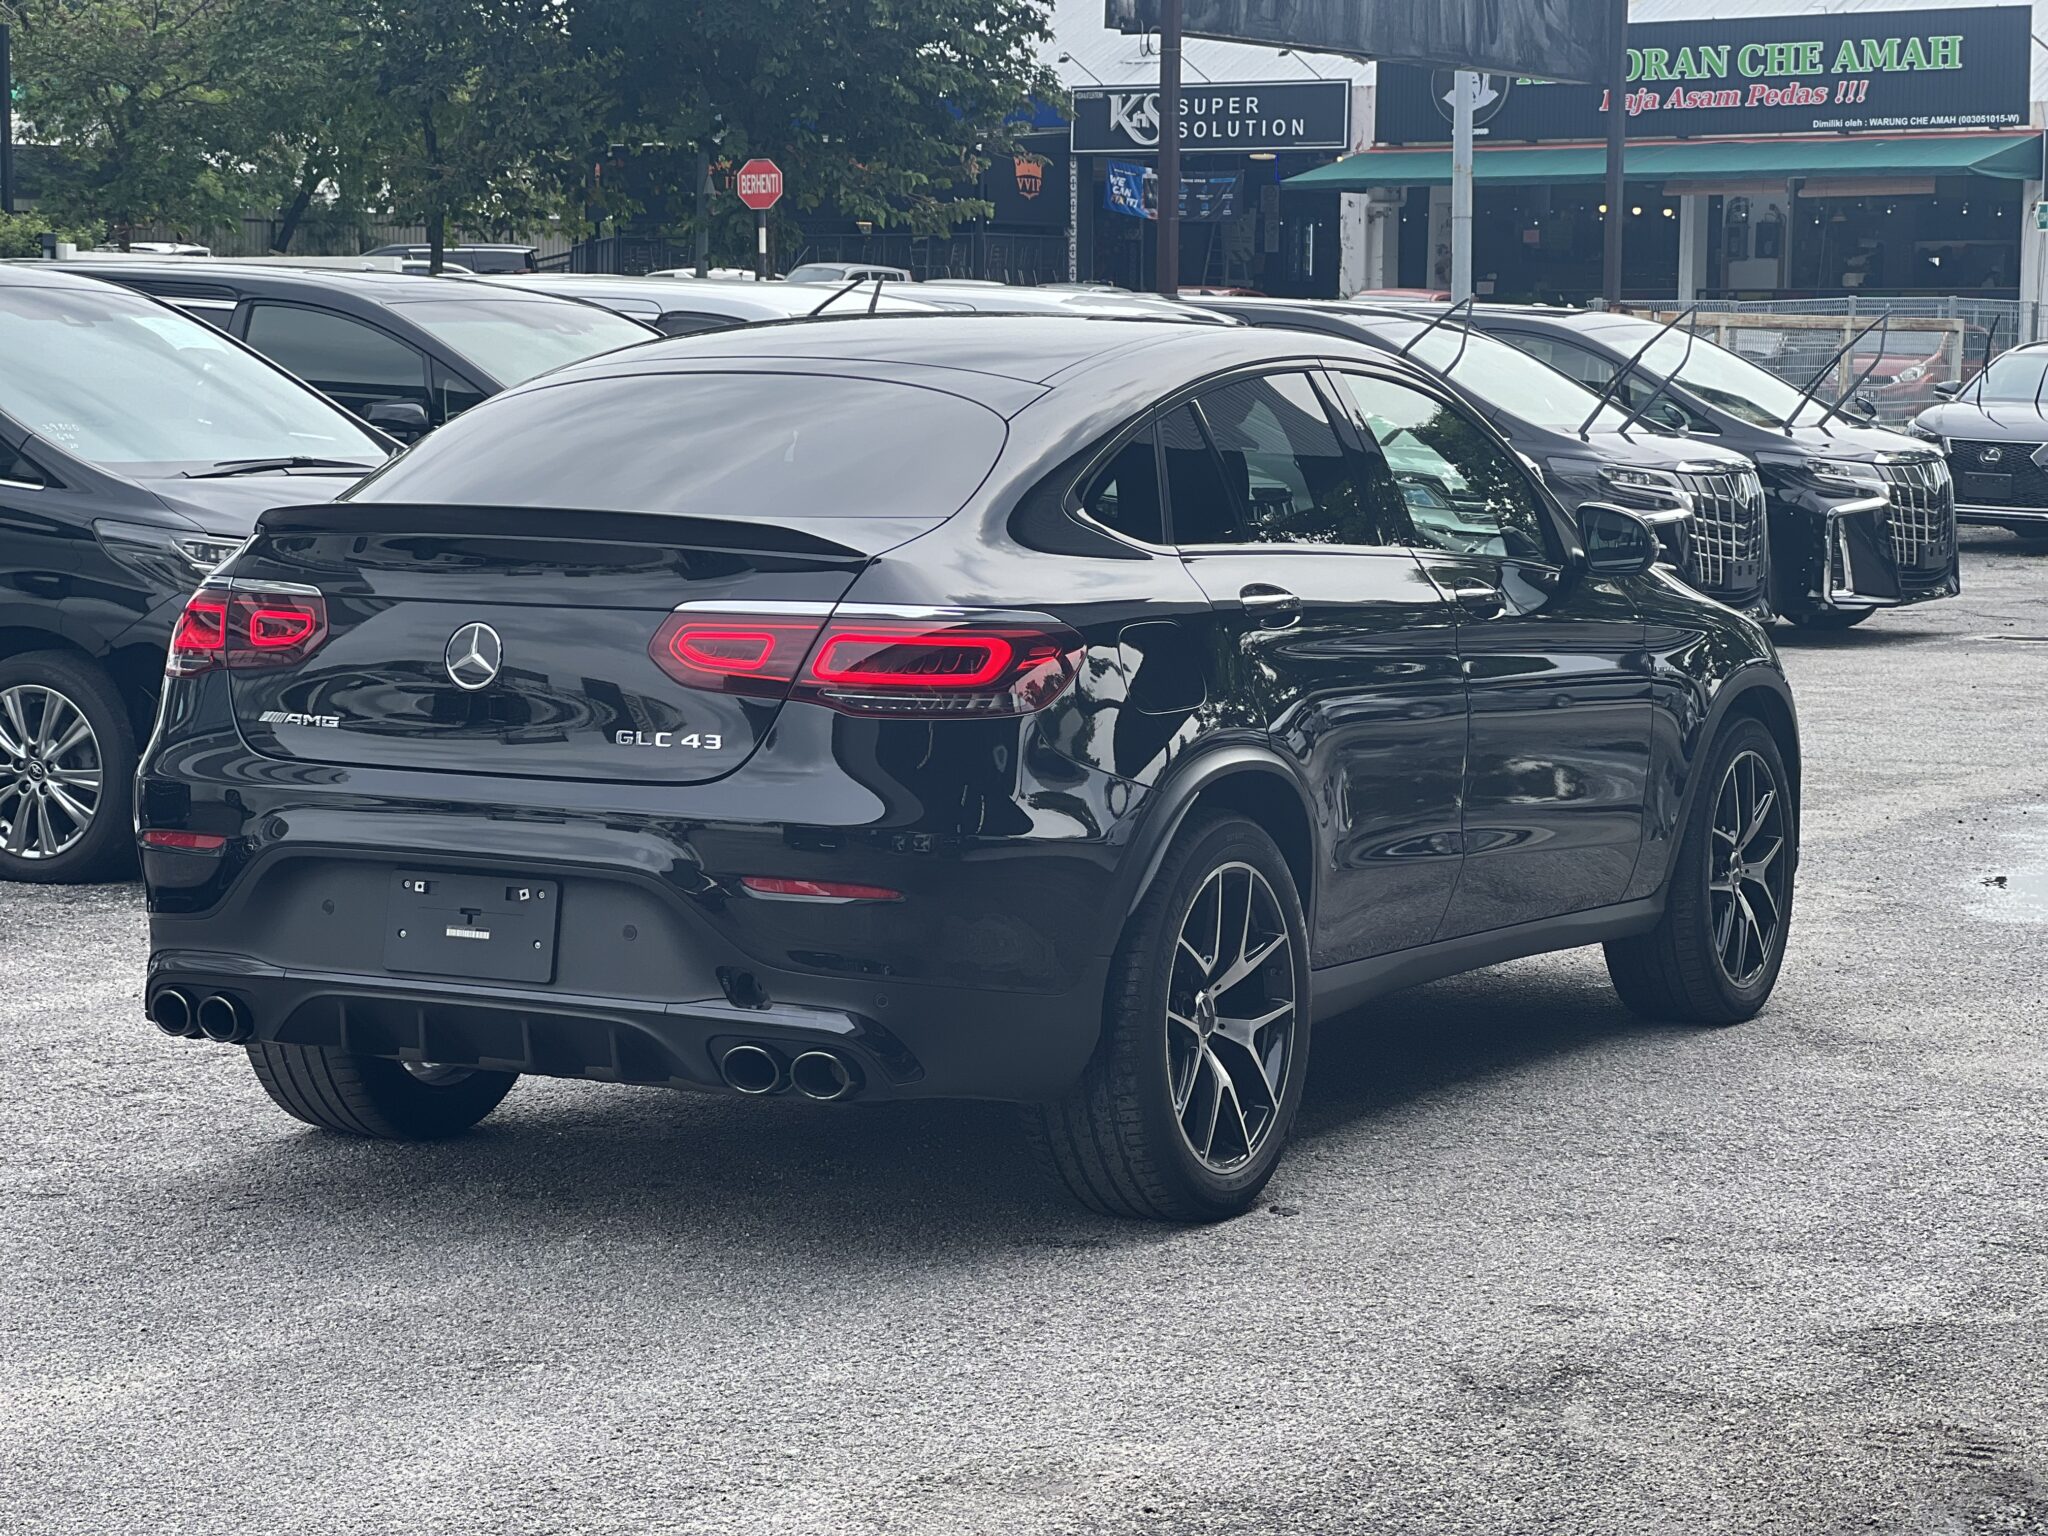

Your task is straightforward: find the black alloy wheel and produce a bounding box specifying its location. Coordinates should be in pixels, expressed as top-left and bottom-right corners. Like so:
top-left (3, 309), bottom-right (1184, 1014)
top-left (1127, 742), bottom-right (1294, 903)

top-left (1606, 715), bottom-right (1796, 1025)
top-left (1025, 812), bottom-right (1310, 1222)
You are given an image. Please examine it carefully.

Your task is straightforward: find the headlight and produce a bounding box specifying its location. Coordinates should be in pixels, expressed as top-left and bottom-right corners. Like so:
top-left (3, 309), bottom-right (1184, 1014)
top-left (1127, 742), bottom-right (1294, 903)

top-left (1893, 364), bottom-right (1926, 385)
top-left (1596, 463), bottom-right (1692, 511)
top-left (1786, 457), bottom-right (1886, 492)
top-left (1905, 419), bottom-right (1947, 450)
top-left (93, 521), bottom-right (247, 593)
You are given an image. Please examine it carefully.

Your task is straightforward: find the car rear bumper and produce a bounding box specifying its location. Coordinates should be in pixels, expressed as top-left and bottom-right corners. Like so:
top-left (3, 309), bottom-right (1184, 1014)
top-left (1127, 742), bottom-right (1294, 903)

top-left (141, 747), bottom-right (1131, 1103)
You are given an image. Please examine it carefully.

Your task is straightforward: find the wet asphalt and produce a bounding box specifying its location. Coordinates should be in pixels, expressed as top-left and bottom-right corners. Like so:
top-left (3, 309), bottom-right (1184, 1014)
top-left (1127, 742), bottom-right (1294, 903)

top-left (3, 530), bottom-right (2045, 1535)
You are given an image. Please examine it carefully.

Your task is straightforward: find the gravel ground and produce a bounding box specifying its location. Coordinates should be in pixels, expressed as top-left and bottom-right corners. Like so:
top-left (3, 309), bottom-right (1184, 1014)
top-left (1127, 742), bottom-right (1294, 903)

top-left (3, 530), bottom-right (2045, 1535)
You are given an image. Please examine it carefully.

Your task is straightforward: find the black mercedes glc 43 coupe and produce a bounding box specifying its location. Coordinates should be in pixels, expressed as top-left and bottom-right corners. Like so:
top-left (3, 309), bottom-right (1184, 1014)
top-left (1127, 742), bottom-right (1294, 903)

top-left (139, 315), bottom-right (1801, 1222)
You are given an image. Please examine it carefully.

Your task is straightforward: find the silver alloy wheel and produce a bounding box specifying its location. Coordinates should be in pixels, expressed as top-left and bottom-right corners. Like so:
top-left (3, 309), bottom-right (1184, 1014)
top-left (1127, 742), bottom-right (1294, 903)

top-left (1165, 861), bottom-right (1296, 1173)
top-left (0, 685), bottom-right (104, 861)
top-left (1709, 749), bottom-right (1788, 988)
top-left (402, 1062), bottom-right (477, 1087)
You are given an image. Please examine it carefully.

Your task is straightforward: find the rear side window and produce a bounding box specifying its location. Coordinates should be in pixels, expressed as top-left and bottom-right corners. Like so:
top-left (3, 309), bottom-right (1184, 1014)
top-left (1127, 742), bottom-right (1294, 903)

top-left (1079, 423), bottom-right (1165, 545)
top-left (245, 304), bottom-right (430, 406)
top-left (350, 371), bottom-right (1008, 518)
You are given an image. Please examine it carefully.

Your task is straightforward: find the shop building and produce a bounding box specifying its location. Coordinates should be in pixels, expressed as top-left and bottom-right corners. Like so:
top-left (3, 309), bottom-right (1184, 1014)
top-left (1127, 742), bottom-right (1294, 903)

top-left (1292, 2), bottom-right (2047, 308)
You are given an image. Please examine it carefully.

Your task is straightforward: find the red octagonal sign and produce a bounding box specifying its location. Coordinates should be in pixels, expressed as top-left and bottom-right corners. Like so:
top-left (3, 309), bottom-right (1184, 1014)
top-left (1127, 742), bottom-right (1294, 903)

top-left (735, 159), bottom-right (784, 212)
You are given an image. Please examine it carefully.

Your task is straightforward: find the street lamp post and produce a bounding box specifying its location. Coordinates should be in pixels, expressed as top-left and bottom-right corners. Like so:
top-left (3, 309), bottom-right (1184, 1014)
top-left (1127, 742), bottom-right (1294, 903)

top-left (1, 23), bottom-right (15, 216)
top-left (1602, 0), bottom-right (1629, 306)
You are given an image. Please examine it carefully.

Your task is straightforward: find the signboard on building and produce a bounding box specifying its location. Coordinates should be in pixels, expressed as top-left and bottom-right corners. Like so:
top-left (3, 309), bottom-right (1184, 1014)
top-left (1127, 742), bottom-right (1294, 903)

top-left (1104, 162), bottom-right (1245, 221)
top-left (1375, 5), bottom-right (2030, 145)
top-left (1072, 80), bottom-right (1350, 156)
top-left (1107, 0), bottom-right (1612, 87)
top-left (982, 144), bottom-right (1068, 226)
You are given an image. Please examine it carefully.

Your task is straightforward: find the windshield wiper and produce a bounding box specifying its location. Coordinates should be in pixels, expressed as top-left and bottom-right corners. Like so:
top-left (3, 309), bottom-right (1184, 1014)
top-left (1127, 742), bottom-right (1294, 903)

top-left (1395, 295), bottom-right (1477, 362)
top-left (1576, 303), bottom-right (1697, 441)
top-left (1785, 313), bottom-right (1887, 433)
top-left (1612, 315), bottom-right (1700, 438)
top-left (184, 456), bottom-right (379, 479)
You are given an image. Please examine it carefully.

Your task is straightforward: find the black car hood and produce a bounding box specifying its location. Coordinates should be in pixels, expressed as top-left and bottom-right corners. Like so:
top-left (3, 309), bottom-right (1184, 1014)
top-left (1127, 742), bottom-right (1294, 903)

top-left (137, 470), bottom-right (368, 536)
top-left (1572, 430), bottom-right (1749, 473)
top-left (1916, 399), bottom-right (2048, 441)
top-left (1772, 422), bottom-right (1937, 461)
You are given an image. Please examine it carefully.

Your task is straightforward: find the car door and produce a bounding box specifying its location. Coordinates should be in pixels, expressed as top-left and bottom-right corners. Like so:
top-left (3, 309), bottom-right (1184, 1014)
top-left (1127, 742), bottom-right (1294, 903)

top-left (1164, 369), bottom-right (1467, 966)
top-left (1329, 368), bottom-right (1652, 940)
top-left (240, 302), bottom-right (436, 425)
top-left (0, 427), bottom-right (80, 627)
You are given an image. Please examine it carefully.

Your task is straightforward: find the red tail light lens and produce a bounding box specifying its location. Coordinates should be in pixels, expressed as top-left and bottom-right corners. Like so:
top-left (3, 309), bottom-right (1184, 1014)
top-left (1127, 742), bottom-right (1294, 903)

top-left (142, 829), bottom-right (227, 852)
top-left (165, 589), bottom-right (328, 676)
top-left (649, 609), bottom-right (1083, 717)
top-left (739, 876), bottom-right (903, 903)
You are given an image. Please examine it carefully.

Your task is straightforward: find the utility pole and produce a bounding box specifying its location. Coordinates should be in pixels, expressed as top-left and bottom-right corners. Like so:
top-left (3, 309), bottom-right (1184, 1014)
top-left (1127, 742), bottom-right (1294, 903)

top-left (1450, 72), bottom-right (1475, 302)
top-left (1154, 0), bottom-right (1182, 297)
top-left (1602, 0), bottom-right (1629, 307)
top-left (694, 143), bottom-right (711, 277)
top-left (1, 23), bottom-right (15, 216)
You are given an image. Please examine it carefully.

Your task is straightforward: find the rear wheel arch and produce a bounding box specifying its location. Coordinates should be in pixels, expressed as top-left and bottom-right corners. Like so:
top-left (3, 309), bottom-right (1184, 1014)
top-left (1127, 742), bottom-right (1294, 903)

top-left (1123, 752), bottom-right (1318, 936)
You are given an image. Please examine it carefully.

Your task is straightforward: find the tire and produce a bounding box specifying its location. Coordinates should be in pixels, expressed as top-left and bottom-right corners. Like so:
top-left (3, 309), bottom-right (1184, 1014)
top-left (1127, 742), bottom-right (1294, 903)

top-left (1023, 812), bottom-right (1310, 1222)
top-left (1784, 605), bottom-right (1874, 631)
top-left (0, 651), bottom-right (136, 884)
top-left (1606, 716), bottom-right (1796, 1026)
top-left (246, 1043), bottom-right (518, 1139)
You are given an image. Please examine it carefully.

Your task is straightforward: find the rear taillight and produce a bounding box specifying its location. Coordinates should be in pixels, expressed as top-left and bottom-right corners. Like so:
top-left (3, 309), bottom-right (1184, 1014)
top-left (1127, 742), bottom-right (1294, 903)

top-left (166, 588), bottom-right (328, 676)
top-left (649, 608), bottom-right (1082, 717)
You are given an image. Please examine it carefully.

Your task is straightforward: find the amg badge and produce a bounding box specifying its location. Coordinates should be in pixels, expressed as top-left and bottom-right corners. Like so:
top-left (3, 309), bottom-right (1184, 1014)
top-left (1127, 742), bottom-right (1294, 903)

top-left (258, 710), bottom-right (340, 729)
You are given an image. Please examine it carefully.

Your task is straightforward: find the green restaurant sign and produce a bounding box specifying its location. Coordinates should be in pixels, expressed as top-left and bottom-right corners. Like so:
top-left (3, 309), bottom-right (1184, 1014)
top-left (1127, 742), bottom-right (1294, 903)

top-left (1375, 4), bottom-right (2030, 145)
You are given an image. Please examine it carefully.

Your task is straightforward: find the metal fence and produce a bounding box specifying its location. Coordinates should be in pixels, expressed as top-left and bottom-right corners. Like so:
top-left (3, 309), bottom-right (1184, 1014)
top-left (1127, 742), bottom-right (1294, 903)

top-left (1644, 297), bottom-right (2037, 427)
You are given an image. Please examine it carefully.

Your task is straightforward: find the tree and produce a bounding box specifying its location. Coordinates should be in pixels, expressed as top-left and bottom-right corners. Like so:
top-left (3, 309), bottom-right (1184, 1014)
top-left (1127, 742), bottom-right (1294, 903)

top-left (585, 0), bottom-right (1061, 261)
top-left (349, 0), bottom-right (610, 270)
top-left (0, 0), bottom-right (273, 240)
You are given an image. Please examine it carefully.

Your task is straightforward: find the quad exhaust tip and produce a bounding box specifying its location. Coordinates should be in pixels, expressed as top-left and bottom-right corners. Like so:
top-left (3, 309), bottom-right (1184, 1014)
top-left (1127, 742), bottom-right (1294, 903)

top-left (789, 1050), bottom-right (860, 1102)
top-left (719, 1043), bottom-right (787, 1096)
top-left (194, 993), bottom-right (254, 1046)
top-left (149, 989), bottom-right (197, 1038)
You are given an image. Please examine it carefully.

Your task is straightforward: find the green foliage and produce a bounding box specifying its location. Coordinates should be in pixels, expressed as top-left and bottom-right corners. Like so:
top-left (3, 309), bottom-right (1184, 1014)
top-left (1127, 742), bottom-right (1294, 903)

top-left (579, 0), bottom-right (1062, 250)
top-left (0, 209), bottom-right (102, 258)
top-left (2, 0), bottom-right (1063, 262)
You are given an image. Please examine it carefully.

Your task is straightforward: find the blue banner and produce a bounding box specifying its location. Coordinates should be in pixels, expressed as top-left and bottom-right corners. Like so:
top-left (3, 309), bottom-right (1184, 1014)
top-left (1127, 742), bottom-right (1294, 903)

top-left (1105, 160), bottom-right (1150, 219)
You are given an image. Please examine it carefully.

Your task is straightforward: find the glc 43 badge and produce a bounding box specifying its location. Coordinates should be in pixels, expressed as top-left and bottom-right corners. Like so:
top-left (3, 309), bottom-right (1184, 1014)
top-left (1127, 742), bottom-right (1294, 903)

top-left (615, 730), bottom-right (724, 750)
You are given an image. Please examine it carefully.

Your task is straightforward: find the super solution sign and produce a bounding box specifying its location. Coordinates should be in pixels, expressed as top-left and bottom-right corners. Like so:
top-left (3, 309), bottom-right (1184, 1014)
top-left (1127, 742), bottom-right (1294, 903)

top-left (1375, 5), bottom-right (2030, 145)
top-left (1072, 80), bottom-right (1351, 155)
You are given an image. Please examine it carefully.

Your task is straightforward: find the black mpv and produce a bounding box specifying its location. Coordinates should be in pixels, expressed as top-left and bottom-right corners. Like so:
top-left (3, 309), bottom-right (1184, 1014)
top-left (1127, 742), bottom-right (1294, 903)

top-left (140, 316), bottom-right (1801, 1222)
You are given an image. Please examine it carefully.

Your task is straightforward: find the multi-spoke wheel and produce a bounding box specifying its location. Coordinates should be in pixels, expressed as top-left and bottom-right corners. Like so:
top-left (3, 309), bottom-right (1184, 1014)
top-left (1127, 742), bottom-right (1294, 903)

top-left (1708, 750), bottom-right (1788, 989)
top-left (1024, 812), bottom-right (1310, 1222)
top-left (1166, 863), bottom-right (1296, 1173)
top-left (1607, 716), bottom-right (1796, 1025)
top-left (0, 653), bottom-right (135, 884)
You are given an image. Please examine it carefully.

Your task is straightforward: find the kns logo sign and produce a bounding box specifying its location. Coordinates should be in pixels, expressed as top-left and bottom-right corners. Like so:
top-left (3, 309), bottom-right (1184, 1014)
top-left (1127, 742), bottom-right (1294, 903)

top-left (1108, 91), bottom-right (1161, 147)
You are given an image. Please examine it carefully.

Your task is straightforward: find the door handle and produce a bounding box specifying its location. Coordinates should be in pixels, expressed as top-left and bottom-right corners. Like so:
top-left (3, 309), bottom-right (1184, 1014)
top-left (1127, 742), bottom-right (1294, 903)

top-left (1448, 581), bottom-right (1505, 618)
top-left (1239, 585), bottom-right (1301, 628)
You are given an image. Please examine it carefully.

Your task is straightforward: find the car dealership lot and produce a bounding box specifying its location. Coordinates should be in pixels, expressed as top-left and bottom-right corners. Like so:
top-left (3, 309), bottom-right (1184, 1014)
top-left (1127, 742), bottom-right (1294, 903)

top-left (4, 531), bottom-right (2045, 1535)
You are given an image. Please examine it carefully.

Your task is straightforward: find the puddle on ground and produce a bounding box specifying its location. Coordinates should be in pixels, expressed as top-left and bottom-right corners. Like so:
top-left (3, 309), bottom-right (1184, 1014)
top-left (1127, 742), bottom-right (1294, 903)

top-left (1978, 808), bottom-right (2048, 924)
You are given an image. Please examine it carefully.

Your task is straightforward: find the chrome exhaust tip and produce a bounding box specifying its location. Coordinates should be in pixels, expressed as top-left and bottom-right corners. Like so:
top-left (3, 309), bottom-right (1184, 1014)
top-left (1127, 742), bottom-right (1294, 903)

top-left (195, 993), bottom-right (253, 1045)
top-left (149, 989), bottom-right (196, 1038)
top-left (719, 1043), bottom-right (786, 1096)
top-left (789, 1050), bottom-right (860, 1102)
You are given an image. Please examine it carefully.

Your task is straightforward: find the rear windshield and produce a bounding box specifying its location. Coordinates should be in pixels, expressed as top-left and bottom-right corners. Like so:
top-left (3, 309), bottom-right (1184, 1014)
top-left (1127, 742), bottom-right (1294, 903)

top-left (385, 296), bottom-right (655, 386)
top-left (348, 371), bottom-right (1009, 517)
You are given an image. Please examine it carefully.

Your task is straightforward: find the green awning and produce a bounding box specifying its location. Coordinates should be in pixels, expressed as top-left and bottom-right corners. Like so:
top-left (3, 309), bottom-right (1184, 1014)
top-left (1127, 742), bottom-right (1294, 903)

top-left (1286, 131), bottom-right (2047, 191)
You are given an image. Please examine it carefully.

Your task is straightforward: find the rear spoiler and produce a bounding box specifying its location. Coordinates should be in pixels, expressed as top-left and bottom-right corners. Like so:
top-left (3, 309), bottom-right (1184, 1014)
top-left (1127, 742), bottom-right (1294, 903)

top-left (252, 502), bottom-right (925, 563)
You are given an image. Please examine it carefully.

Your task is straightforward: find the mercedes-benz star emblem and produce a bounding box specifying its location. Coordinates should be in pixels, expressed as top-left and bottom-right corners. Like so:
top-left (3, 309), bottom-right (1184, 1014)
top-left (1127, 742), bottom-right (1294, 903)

top-left (445, 622), bottom-right (503, 691)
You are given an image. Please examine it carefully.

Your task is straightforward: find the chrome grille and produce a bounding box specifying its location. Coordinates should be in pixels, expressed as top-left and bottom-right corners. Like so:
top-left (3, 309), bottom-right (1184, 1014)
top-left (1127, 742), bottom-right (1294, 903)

top-left (1675, 466), bottom-right (1767, 593)
top-left (1878, 456), bottom-right (1955, 569)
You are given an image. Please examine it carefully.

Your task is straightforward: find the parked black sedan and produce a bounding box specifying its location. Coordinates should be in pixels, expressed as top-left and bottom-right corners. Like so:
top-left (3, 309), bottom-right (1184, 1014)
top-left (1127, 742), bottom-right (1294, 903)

top-left (0, 264), bottom-right (392, 881)
top-left (139, 315), bottom-right (1799, 1221)
top-left (1461, 306), bottom-right (1959, 630)
top-left (1195, 298), bottom-right (1771, 614)
top-left (63, 260), bottom-right (657, 437)
top-left (1910, 344), bottom-right (2048, 541)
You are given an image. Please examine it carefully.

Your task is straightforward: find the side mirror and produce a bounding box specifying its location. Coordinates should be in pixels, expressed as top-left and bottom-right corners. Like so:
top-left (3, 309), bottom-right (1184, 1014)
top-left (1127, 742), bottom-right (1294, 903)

top-left (1577, 502), bottom-right (1661, 578)
top-left (1846, 394), bottom-right (1879, 423)
top-left (363, 400), bottom-right (431, 440)
top-left (1931, 379), bottom-right (1964, 400)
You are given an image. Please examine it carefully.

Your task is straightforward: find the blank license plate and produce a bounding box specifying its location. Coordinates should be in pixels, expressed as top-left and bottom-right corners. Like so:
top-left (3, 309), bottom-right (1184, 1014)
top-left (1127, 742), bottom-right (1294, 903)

top-left (384, 871), bottom-right (559, 984)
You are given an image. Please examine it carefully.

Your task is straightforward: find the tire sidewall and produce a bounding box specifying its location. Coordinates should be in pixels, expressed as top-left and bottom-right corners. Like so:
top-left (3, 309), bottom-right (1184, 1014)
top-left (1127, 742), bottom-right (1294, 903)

top-left (0, 651), bottom-right (136, 884)
top-left (1125, 817), bottom-right (1312, 1216)
top-left (1685, 716), bottom-right (1797, 1016)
